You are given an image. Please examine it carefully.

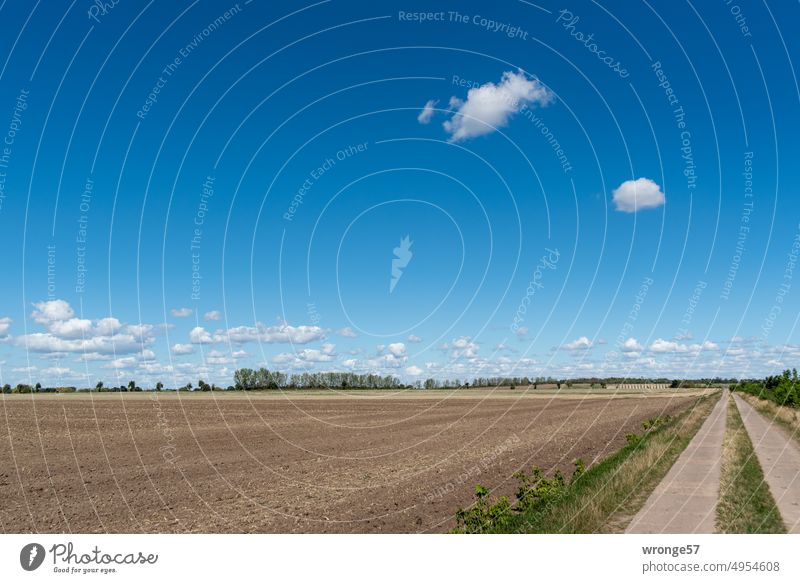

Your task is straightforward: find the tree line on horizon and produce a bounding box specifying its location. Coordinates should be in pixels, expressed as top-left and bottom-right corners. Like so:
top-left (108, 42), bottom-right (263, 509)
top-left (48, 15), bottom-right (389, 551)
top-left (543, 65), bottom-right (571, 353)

top-left (1, 367), bottom-right (742, 394)
top-left (732, 368), bottom-right (799, 408)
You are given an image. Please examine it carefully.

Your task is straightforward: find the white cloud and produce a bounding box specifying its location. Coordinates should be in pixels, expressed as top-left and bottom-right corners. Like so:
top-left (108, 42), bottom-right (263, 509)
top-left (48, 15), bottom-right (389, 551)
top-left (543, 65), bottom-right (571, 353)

top-left (204, 310), bottom-right (221, 321)
top-left (272, 353), bottom-right (295, 365)
top-left (649, 338), bottom-right (718, 354)
top-left (272, 343), bottom-right (337, 365)
top-left (224, 323), bottom-right (326, 344)
top-left (515, 326), bottom-right (529, 338)
top-left (95, 318), bottom-right (122, 336)
top-left (47, 318), bottom-right (93, 338)
top-left (495, 342), bottom-right (518, 353)
top-left (32, 299), bottom-right (74, 323)
top-left (417, 99), bottom-right (437, 124)
top-left (407, 334), bottom-right (422, 343)
top-left (649, 339), bottom-right (683, 353)
top-left (338, 327), bottom-right (358, 338)
top-left (206, 350), bottom-right (234, 365)
top-left (612, 177), bottom-right (665, 213)
top-left (0, 317), bottom-right (11, 338)
top-left (171, 343), bottom-right (195, 355)
top-left (450, 336), bottom-right (479, 359)
top-left (126, 324), bottom-right (154, 339)
top-left (103, 356), bottom-right (137, 369)
top-left (189, 326), bottom-right (215, 344)
top-left (443, 71), bottom-right (554, 142)
top-left (17, 327), bottom-right (153, 355)
top-left (171, 307), bottom-right (193, 318)
top-left (189, 323), bottom-right (326, 346)
top-left (621, 337), bottom-right (643, 352)
top-left (298, 348), bottom-right (335, 362)
top-left (563, 336), bottom-right (593, 350)
top-left (406, 365), bottom-right (424, 376)
top-left (388, 342), bottom-right (406, 357)
top-left (41, 366), bottom-right (74, 377)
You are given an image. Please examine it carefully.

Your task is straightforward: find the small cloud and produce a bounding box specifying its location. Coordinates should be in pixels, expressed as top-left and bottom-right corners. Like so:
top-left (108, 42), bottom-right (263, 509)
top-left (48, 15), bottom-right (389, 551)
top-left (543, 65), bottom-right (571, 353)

top-left (563, 336), bottom-right (593, 350)
top-left (31, 299), bottom-right (74, 323)
top-left (450, 336), bottom-right (479, 359)
top-left (417, 99), bottom-right (437, 124)
top-left (443, 70), bottom-right (554, 142)
top-left (189, 326), bottom-right (214, 344)
top-left (171, 308), bottom-right (193, 318)
top-left (172, 343), bottom-right (195, 355)
top-left (495, 342), bottom-right (518, 354)
top-left (649, 338), bottom-right (718, 353)
top-left (407, 334), bottom-right (422, 343)
top-left (515, 326), bottom-right (529, 338)
top-left (406, 365), bottom-right (423, 377)
top-left (0, 317), bottom-right (11, 338)
top-left (338, 327), bottom-right (358, 338)
top-left (204, 310), bottom-right (221, 321)
top-left (612, 177), bottom-right (665, 213)
top-left (388, 342), bottom-right (406, 357)
top-left (621, 337), bottom-right (643, 352)
top-left (650, 338), bottom-right (683, 353)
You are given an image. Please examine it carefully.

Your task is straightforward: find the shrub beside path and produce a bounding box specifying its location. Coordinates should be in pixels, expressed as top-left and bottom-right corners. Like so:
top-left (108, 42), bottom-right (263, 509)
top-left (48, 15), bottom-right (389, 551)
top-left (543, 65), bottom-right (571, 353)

top-left (733, 394), bottom-right (800, 533)
top-left (626, 391), bottom-right (728, 533)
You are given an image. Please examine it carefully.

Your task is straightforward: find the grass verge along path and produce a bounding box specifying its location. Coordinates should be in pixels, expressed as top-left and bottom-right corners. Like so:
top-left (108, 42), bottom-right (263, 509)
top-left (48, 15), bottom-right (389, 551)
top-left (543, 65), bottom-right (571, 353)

top-left (625, 390), bottom-right (728, 533)
top-left (734, 394), bottom-right (800, 533)
top-left (736, 392), bottom-right (800, 443)
top-left (462, 392), bottom-right (720, 533)
top-left (716, 396), bottom-right (785, 533)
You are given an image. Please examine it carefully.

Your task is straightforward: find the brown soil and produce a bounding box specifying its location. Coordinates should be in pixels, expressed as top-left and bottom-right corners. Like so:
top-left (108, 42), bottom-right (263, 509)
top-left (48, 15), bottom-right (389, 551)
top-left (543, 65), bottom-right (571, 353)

top-left (0, 390), bottom-right (699, 533)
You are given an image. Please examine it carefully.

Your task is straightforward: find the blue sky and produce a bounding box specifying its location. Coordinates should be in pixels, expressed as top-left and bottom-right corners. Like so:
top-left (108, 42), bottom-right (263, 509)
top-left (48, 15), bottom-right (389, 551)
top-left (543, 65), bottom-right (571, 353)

top-left (0, 0), bottom-right (799, 387)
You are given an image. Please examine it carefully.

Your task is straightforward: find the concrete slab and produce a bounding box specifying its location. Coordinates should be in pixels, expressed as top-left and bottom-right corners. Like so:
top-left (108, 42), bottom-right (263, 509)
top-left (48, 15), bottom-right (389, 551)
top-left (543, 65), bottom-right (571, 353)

top-left (626, 391), bottom-right (727, 533)
top-left (733, 394), bottom-right (800, 533)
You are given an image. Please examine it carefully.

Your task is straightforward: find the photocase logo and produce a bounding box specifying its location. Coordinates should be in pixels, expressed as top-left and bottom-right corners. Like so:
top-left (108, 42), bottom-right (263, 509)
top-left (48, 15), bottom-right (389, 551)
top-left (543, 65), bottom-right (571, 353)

top-left (390, 235), bottom-right (413, 293)
top-left (20, 543), bottom-right (45, 571)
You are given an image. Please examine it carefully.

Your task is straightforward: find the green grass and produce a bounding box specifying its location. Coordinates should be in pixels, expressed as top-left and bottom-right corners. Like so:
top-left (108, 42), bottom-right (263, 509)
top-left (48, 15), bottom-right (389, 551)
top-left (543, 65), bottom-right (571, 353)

top-left (716, 397), bottom-right (786, 533)
top-left (455, 392), bottom-right (721, 533)
top-left (736, 392), bottom-right (800, 445)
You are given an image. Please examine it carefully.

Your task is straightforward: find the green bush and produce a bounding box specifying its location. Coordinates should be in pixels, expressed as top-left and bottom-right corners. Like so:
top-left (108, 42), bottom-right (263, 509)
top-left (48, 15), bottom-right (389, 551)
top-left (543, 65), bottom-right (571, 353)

top-left (452, 460), bottom-right (585, 533)
top-left (733, 369), bottom-right (799, 408)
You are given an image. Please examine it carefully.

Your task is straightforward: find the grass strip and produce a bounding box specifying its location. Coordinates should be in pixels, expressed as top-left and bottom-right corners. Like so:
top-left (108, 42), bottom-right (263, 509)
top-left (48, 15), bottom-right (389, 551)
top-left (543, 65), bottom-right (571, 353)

top-left (736, 392), bottom-right (800, 444)
top-left (475, 392), bottom-right (721, 533)
top-left (716, 397), bottom-right (785, 533)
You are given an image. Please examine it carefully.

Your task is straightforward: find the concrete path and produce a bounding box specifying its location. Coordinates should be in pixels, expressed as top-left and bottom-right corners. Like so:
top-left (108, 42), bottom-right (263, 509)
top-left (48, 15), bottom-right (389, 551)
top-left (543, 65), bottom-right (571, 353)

top-left (626, 391), bottom-right (728, 533)
top-left (733, 394), bottom-right (800, 533)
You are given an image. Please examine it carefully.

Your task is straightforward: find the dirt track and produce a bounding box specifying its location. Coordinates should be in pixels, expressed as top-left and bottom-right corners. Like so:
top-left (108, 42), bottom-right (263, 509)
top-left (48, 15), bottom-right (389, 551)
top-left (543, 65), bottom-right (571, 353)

top-left (0, 390), bottom-right (701, 533)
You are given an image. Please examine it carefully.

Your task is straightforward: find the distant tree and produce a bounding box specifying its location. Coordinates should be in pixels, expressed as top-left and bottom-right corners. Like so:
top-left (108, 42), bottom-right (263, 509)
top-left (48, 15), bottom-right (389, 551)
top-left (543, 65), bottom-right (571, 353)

top-left (95, 381), bottom-right (104, 391)
top-left (2, 384), bottom-right (11, 393)
top-left (128, 380), bottom-right (136, 392)
top-left (156, 382), bottom-right (163, 391)
top-left (35, 382), bottom-right (42, 392)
